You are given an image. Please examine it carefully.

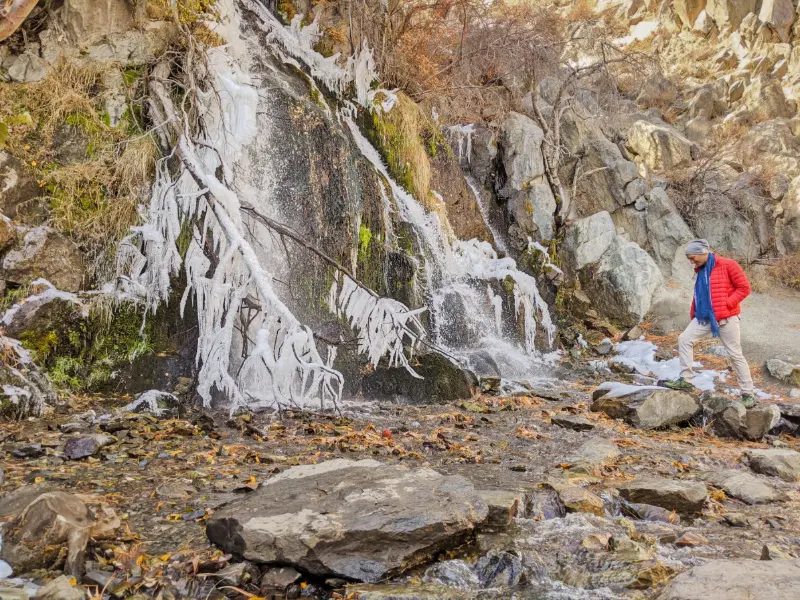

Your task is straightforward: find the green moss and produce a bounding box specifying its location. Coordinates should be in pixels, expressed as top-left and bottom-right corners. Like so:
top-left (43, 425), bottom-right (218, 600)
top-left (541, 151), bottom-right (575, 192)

top-left (358, 223), bottom-right (373, 263)
top-left (369, 111), bottom-right (416, 195)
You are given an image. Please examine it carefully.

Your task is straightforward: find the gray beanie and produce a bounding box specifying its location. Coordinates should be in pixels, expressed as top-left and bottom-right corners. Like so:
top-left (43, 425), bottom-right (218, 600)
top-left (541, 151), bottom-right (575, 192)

top-left (685, 239), bottom-right (710, 255)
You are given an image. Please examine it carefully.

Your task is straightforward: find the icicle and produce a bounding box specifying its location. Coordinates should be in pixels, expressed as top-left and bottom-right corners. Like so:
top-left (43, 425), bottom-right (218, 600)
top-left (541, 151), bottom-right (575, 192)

top-left (446, 124), bottom-right (475, 163)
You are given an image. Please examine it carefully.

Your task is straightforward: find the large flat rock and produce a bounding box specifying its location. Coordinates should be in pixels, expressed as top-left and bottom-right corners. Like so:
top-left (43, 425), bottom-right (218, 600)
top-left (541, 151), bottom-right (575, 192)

top-left (617, 478), bottom-right (707, 513)
top-left (658, 559), bottom-right (800, 600)
top-left (592, 387), bottom-right (699, 430)
top-left (745, 449), bottom-right (800, 482)
top-left (205, 460), bottom-right (489, 583)
top-left (700, 470), bottom-right (787, 505)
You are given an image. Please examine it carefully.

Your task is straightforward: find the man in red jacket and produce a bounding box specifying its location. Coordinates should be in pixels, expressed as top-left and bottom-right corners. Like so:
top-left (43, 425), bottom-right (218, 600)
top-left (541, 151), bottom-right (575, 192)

top-left (660, 239), bottom-right (756, 407)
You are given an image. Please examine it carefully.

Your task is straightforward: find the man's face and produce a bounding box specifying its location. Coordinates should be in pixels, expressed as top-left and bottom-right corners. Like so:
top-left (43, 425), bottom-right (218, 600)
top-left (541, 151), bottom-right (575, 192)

top-left (687, 253), bottom-right (709, 268)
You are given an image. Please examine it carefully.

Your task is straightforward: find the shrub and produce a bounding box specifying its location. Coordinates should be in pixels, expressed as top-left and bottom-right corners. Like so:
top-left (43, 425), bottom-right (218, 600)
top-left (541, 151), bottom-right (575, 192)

top-left (773, 252), bottom-right (800, 289)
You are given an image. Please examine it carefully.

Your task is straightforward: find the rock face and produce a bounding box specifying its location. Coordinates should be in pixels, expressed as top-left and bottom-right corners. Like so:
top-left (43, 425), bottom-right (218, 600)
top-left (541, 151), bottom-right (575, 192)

top-left (705, 0), bottom-right (757, 29)
top-left (563, 211), bottom-right (617, 270)
top-left (617, 478), bottom-right (708, 513)
top-left (674, 0), bottom-right (707, 28)
top-left (626, 120), bottom-right (694, 171)
top-left (205, 460), bottom-right (489, 583)
top-left (658, 559), bottom-right (800, 600)
top-left (1, 227), bottom-right (87, 292)
top-left (742, 76), bottom-right (796, 120)
top-left (746, 449), bottom-right (800, 482)
top-left (498, 112), bottom-right (545, 193)
top-left (60, 0), bottom-right (135, 46)
top-left (361, 353), bottom-right (473, 404)
top-left (758, 0), bottom-right (795, 41)
top-left (700, 470), bottom-right (786, 504)
top-left (592, 387), bottom-right (699, 429)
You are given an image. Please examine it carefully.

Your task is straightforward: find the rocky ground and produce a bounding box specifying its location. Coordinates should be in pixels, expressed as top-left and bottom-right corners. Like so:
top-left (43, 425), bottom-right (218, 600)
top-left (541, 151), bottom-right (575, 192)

top-left (2, 334), bottom-right (800, 600)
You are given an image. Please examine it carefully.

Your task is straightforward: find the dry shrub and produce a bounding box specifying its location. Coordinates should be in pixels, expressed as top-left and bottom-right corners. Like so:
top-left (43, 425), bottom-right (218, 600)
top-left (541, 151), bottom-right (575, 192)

top-left (567, 0), bottom-right (596, 22)
top-left (773, 252), bottom-right (800, 289)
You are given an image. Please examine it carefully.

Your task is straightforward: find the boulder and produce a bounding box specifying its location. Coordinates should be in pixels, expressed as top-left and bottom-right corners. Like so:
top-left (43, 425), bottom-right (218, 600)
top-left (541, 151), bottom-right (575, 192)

top-left (543, 482), bottom-right (605, 517)
top-left (766, 358), bottom-right (800, 385)
top-left (644, 188), bottom-right (694, 274)
top-left (617, 478), bottom-right (707, 513)
top-left (1, 227), bottom-right (87, 292)
top-left (657, 559), bottom-right (800, 599)
top-left (0, 488), bottom-right (119, 576)
top-left (742, 75), bottom-right (795, 120)
top-left (758, 0), bottom-right (795, 41)
top-left (60, 0), bottom-right (135, 46)
top-left (0, 152), bottom-right (44, 221)
top-left (205, 460), bottom-right (489, 583)
top-left (63, 434), bottom-right (114, 460)
top-left (700, 396), bottom-right (780, 440)
top-left (705, 0), bottom-right (757, 29)
top-left (507, 183), bottom-right (556, 244)
top-left (592, 387), bottom-right (699, 430)
top-left (563, 211), bottom-right (617, 271)
top-left (1, 286), bottom-right (87, 339)
top-left (565, 438), bottom-right (620, 473)
top-left (779, 175), bottom-right (800, 252)
top-left (260, 567), bottom-right (302, 594)
top-left (742, 405), bottom-right (781, 440)
top-left (551, 414), bottom-right (595, 431)
top-left (6, 53), bottom-right (50, 83)
top-left (0, 335), bottom-right (56, 420)
top-left (746, 449), bottom-right (800, 482)
top-left (626, 120), bottom-right (694, 171)
top-left (575, 138), bottom-right (640, 215)
top-left (498, 112), bottom-right (545, 193)
top-left (700, 470), bottom-right (787, 504)
top-left (31, 576), bottom-right (84, 600)
top-left (580, 238), bottom-right (664, 327)
top-left (361, 352), bottom-right (473, 404)
top-left (674, 0), bottom-right (707, 28)
top-left (477, 490), bottom-right (524, 528)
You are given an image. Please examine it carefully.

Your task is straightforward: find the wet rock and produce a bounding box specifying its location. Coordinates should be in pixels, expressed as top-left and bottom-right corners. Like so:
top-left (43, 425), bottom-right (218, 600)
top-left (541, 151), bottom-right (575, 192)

top-left (348, 583), bottom-right (466, 599)
top-left (11, 443), bottom-right (45, 459)
top-left (0, 227), bottom-right (87, 292)
top-left (745, 449), bottom-right (800, 482)
top-left (31, 576), bottom-right (84, 600)
top-left (260, 567), bottom-right (302, 593)
top-left (474, 550), bottom-right (523, 588)
top-left (123, 390), bottom-right (182, 418)
top-left (361, 353), bottom-right (473, 405)
top-left (0, 489), bottom-right (119, 576)
top-left (766, 358), bottom-right (800, 385)
top-left (544, 482), bottom-right (605, 517)
top-left (63, 434), bottom-right (113, 460)
top-left (617, 478), bottom-right (707, 513)
top-left (205, 459), bottom-right (488, 582)
top-left (422, 560), bottom-right (478, 589)
top-left (477, 490), bottom-right (523, 528)
top-left (701, 470), bottom-right (787, 504)
top-left (626, 120), bottom-right (694, 171)
top-left (551, 414), bottom-right (595, 431)
top-left (658, 558), bottom-right (800, 599)
top-left (592, 387), bottom-right (700, 430)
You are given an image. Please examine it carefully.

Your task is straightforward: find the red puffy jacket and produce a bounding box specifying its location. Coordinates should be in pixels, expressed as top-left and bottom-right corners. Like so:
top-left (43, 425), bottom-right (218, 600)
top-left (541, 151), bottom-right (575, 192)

top-left (690, 254), bottom-right (751, 320)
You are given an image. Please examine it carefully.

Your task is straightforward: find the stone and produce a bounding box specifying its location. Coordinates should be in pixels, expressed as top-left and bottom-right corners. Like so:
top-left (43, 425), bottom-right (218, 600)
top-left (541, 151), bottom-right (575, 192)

top-left (688, 88), bottom-right (716, 120)
top-left (636, 74), bottom-right (677, 110)
top-left (693, 9), bottom-right (715, 32)
top-left (155, 482), bottom-right (196, 500)
top-left (685, 116), bottom-right (712, 143)
top-left (499, 112), bottom-right (545, 193)
top-left (0, 215), bottom-right (17, 251)
top-left (580, 238), bottom-right (664, 327)
top-left (746, 449), bottom-right (800, 482)
top-left (566, 438), bottom-right (620, 474)
top-left (766, 358), bottom-right (800, 385)
top-left (260, 567), bottom-right (302, 592)
top-left (592, 387), bottom-right (699, 430)
top-left (63, 434), bottom-right (113, 460)
top-left (758, 0), bottom-right (795, 41)
top-left (742, 405), bottom-right (781, 440)
top-left (622, 502), bottom-right (679, 524)
top-left (674, 532), bottom-right (709, 547)
top-left (212, 562), bottom-right (260, 586)
top-left (551, 414), bottom-right (595, 431)
top-left (0, 588), bottom-right (29, 600)
top-left (700, 470), bottom-right (786, 504)
top-left (474, 550), bottom-right (523, 588)
top-left (507, 183), bottom-right (556, 244)
top-left (576, 138), bottom-right (640, 214)
top-left (348, 584), bottom-right (465, 599)
top-left (1, 227), bottom-right (87, 292)
top-left (626, 120), bottom-right (694, 171)
top-left (1, 289), bottom-right (87, 341)
top-left (742, 75), bottom-right (795, 120)
top-left (563, 211), bottom-right (617, 271)
top-left (11, 443), bottom-right (45, 459)
top-left (60, 0), bottom-right (134, 46)
top-left (644, 187), bottom-right (694, 274)
top-left (623, 325), bottom-right (643, 340)
top-left (205, 460), bottom-right (488, 583)
top-left (728, 80), bottom-right (746, 103)
top-left (361, 353), bottom-right (473, 404)
top-left (527, 488), bottom-right (566, 520)
top-left (0, 489), bottom-right (119, 576)
top-left (705, 0), bottom-right (757, 29)
top-left (477, 490), bottom-right (523, 528)
top-left (544, 482), bottom-right (605, 517)
top-left (7, 53), bottom-right (50, 83)
top-left (657, 559), bottom-right (800, 599)
top-left (723, 513), bottom-right (751, 527)
top-left (617, 478), bottom-right (707, 513)
top-left (31, 576), bottom-right (84, 600)
top-left (674, 0), bottom-right (707, 28)
top-left (761, 544), bottom-right (793, 560)
top-left (422, 560), bottom-right (479, 588)
top-left (0, 152), bottom-right (44, 221)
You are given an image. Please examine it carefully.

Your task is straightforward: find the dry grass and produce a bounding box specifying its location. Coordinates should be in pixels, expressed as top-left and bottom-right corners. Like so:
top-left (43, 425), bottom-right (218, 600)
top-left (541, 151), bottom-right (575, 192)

top-left (772, 252), bottom-right (800, 290)
top-left (0, 62), bottom-right (158, 281)
top-left (566, 0), bottom-right (596, 22)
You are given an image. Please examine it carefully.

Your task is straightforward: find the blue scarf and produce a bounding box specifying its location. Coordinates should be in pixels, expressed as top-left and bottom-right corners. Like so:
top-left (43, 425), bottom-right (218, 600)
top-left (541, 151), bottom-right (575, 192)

top-left (694, 253), bottom-right (719, 337)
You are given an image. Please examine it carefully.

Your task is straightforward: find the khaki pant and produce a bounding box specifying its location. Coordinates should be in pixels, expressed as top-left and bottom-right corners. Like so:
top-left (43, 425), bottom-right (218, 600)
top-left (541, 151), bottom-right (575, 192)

top-left (678, 316), bottom-right (754, 394)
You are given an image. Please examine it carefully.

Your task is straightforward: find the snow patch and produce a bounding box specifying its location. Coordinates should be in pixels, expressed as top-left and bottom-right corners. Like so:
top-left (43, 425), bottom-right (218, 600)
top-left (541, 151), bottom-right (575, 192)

top-left (611, 340), bottom-right (722, 392)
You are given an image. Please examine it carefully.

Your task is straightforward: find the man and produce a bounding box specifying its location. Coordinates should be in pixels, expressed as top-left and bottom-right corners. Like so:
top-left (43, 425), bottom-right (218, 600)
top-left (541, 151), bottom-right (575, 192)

top-left (660, 239), bottom-right (756, 407)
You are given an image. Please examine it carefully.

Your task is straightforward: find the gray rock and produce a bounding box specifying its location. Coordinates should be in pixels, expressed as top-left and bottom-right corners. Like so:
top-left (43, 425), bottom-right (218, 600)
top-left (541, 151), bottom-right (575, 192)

top-left (644, 188), bottom-right (694, 274)
top-left (766, 358), bottom-right (800, 385)
top-left (657, 558), bottom-right (800, 600)
top-left (60, 0), bottom-right (134, 46)
top-left (474, 550), bottom-right (523, 588)
top-left (700, 470), bottom-right (787, 504)
top-left (260, 567), bottom-right (302, 592)
top-left (706, 0), bottom-right (757, 29)
top-left (499, 112), bottom-right (545, 193)
top-left (626, 120), bottom-right (694, 171)
top-left (0, 588), bottom-right (30, 600)
top-left (11, 443), bottom-right (45, 459)
top-left (477, 490), bottom-right (524, 528)
top-left (566, 438), bottom-right (620, 474)
top-left (592, 387), bottom-right (699, 430)
top-left (622, 502), bottom-right (679, 524)
top-left (617, 478), bottom-right (707, 513)
top-left (742, 405), bottom-right (781, 440)
top-left (789, 389), bottom-right (800, 399)
top-left (212, 562), bottom-right (260, 586)
top-left (551, 414), bottom-right (595, 431)
top-left (423, 560), bottom-right (479, 589)
top-left (31, 576), bottom-right (84, 600)
top-left (761, 544), bottom-right (793, 560)
top-left (63, 434), bottom-right (113, 460)
top-left (742, 75), bottom-right (795, 120)
top-left (1, 226), bottom-right (87, 292)
top-left (563, 211), bottom-right (617, 271)
top-left (205, 460), bottom-right (488, 582)
top-left (746, 449), bottom-right (800, 482)
top-left (7, 53), bottom-right (50, 83)
top-left (507, 183), bottom-right (556, 243)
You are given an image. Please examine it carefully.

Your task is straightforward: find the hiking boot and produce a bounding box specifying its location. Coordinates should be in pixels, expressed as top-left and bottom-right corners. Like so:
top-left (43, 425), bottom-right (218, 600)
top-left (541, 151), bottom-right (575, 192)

top-left (657, 378), bottom-right (696, 392)
top-left (740, 393), bottom-right (758, 409)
